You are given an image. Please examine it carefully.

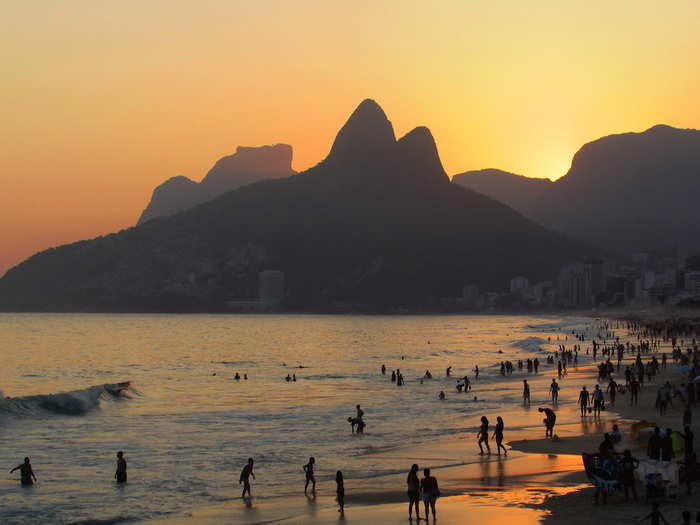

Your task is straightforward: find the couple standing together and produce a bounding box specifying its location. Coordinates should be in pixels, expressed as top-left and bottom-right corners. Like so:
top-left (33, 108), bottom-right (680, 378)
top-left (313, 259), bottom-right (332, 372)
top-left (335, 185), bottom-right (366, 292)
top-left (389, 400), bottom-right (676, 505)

top-left (406, 464), bottom-right (439, 521)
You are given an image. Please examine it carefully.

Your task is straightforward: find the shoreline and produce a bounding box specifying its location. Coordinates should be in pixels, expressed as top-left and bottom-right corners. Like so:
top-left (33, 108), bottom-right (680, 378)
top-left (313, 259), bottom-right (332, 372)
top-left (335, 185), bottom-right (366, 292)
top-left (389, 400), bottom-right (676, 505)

top-left (142, 317), bottom-right (620, 524)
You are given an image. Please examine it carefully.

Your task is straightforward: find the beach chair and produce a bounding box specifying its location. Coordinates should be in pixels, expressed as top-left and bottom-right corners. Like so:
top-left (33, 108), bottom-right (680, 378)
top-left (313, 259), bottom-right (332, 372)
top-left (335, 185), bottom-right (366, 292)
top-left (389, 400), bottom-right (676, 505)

top-left (581, 453), bottom-right (622, 496)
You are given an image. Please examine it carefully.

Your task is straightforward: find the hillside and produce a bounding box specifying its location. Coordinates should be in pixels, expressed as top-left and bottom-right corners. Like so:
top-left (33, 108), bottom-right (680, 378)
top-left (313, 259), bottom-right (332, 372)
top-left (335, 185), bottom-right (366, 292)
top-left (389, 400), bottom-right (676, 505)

top-left (0, 100), bottom-right (586, 312)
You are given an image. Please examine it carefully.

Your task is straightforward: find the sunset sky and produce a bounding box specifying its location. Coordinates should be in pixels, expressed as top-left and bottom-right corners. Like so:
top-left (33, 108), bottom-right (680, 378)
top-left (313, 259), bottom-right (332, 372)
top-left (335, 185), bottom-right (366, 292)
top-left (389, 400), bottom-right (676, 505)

top-left (2, 1), bottom-right (699, 276)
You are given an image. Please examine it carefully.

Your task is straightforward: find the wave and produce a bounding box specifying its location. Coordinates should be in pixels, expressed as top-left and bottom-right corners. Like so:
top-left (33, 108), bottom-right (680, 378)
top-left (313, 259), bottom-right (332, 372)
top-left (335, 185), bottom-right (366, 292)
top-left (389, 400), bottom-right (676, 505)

top-left (511, 336), bottom-right (548, 353)
top-left (0, 381), bottom-right (133, 417)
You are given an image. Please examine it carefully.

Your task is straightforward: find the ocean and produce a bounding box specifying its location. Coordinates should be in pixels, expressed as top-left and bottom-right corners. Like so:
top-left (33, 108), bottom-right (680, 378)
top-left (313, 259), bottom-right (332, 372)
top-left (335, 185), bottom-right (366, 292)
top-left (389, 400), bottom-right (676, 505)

top-left (0, 313), bottom-right (594, 524)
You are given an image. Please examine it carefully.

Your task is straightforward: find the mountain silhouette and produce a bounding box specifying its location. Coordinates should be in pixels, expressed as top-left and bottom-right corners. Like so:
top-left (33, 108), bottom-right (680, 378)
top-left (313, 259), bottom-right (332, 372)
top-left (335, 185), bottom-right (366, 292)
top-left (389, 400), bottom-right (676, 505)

top-left (452, 169), bottom-right (551, 214)
top-left (137, 144), bottom-right (294, 224)
top-left (454, 126), bottom-right (700, 251)
top-left (0, 99), bottom-right (585, 312)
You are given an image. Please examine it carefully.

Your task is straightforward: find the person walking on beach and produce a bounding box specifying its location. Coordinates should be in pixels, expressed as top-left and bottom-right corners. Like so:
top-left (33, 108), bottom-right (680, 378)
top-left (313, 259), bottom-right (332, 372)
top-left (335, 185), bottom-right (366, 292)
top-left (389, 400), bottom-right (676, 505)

top-left (578, 386), bottom-right (590, 416)
top-left (240, 458), bottom-right (255, 498)
top-left (420, 468), bottom-right (439, 521)
top-left (647, 427), bottom-right (662, 461)
top-left (493, 416), bottom-right (507, 456)
top-left (335, 470), bottom-right (345, 513)
top-left (407, 463), bottom-right (421, 521)
top-left (303, 457), bottom-right (316, 494)
top-left (630, 378), bottom-right (640, 406)
top-left (10, 457), bottom-right (37, 486)
top-left (478, 416), bottom-right (491, 455)
top-left (550, 378), bottom-right (560, 404)
top-left (115, 451), bottom-right (127, 484)
top-left (593, 384), bottom-right (604, 417)
top-left (538, 407), bottom-right (556, 438)
top-left (522, 380), bottom-right (531, 405)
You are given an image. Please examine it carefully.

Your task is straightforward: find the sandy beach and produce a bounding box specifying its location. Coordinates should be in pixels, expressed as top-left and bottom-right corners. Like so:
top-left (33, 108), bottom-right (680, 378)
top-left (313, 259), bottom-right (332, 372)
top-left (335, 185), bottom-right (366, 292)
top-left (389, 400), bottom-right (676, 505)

top-left (140, 314), bottom-right (699, 525)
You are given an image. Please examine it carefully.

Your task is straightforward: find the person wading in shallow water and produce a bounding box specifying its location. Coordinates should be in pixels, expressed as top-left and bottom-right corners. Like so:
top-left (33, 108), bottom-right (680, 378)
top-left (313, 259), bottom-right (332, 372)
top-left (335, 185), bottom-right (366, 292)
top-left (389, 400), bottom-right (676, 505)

top-left (115, 451), bottom-right (127, 483)
top-left (477, 416), bottom-right (491, 455)
top-left (303, 457), bottom-right (316, 494)
top-left (240, 457), bottom-right (255, 498)
top-left (493, 416), bottom-right (507, 456)
top-left (10, 457), bottom-right (37, 486)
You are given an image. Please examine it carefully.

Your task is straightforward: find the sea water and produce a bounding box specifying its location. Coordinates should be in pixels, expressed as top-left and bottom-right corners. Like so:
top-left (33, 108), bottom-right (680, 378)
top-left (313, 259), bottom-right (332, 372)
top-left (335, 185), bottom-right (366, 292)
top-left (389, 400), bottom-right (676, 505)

top-left (0, 313), bottom-right (593, 524)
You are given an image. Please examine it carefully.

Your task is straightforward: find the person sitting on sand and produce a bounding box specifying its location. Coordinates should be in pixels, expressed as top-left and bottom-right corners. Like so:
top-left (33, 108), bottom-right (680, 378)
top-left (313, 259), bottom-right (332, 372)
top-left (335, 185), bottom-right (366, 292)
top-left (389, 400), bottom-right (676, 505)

top-left (10, 457), bottom-right (36, 486)
top-left (240, 458), bottom-right (255, 498)
top-left (115, 451), bottom-right (127, 483)
top-left (438, 391), bottom-right (445, 400)
top-left (424, 370), bottom-right (432, 379)
top-left (420, 468), bottom-right (439, 521)
top-left (407, 464), bottom-right (421, 521)
top-left (477, 416), bottom-right (491, 455)
top-left (538, 407), bottom-right (556, 439)
top-left (303, 457), bottom-right (316, 494)
top-left (610, 424), bottom-right (622, 444)
top-left (493, 416), bottom-right (507, 456)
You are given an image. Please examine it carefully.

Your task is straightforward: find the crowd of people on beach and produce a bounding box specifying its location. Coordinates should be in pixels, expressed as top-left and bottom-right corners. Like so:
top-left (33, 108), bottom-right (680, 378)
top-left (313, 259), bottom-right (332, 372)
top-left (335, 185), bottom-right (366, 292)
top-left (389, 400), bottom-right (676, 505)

top-left (9, 317), bottom-right (700, 523)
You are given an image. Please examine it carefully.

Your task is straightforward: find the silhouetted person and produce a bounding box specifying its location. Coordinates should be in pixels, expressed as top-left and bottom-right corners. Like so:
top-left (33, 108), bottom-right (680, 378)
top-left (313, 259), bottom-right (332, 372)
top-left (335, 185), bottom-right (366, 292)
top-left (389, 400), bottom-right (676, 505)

top-left (621, 450), bottom-right (639, 501)
top-left (474, 365), bottom-right (479, 379)
top-left (407, 463), bottom-right (421, 521)
top-left (438, 390), bottom-right (445, 400)
top-left (661, 428), bottom-right (673, 461)
top-left (356, 404), bottom-right (364, 420)
top-left (522, 379), bottom-right (530, 405)
top-left (240, 457), bottom-right (255, 498)
top-left (478, 416), bottom-right (491, 455)
top-left (303, 457), bottom-right (316, 494)
top-left (10, 457), bottom-right (36, 486)
top-left (578, 386), bottom-right (589, 416)
top-left (493, 416), bottom-right (507, 456)
top-left (539, 407), bottom-right (556, 438)
top-left (550, 378), bottom-right (560, 404)
top-left (381, 364), bottom-right (386, 375)
top-left (446, 366), bottom-right (452, 377)
top-left (335, 470), bottom-right (344, 513)
top-left (420, 468), bottom-right (439, 520)
top-left (647, 427), bottom-right (662, 460)
top-left (115, 451), bottom-right (127, 483)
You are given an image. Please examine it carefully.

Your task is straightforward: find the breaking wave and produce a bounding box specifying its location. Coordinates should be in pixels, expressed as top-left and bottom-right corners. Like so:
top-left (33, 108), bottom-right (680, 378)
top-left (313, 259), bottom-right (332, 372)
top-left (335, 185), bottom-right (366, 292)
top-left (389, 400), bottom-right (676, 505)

top-left (0, 381), bottom-right (133, 417)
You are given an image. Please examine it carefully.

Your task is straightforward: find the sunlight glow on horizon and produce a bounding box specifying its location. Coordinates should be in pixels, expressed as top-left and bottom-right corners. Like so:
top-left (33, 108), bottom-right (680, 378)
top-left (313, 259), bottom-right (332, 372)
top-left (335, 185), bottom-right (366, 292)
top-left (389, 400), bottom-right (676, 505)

top-left (1, 0), bottom-right (700, 274)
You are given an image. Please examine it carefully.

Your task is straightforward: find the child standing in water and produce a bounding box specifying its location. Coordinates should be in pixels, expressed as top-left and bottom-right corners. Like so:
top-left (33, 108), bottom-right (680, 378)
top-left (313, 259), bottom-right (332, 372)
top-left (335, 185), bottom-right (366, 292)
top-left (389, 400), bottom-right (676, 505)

top-left (303, 457), bottom-right (316, 494)
top-left (335, 471), bottom-right (344, 513)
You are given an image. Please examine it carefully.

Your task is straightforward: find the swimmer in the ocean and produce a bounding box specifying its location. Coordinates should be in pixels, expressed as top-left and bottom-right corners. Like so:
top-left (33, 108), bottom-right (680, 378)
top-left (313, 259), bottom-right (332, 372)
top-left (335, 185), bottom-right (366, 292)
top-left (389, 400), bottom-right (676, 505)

top-left (10, 457), bottom-right (37, 486)
top-left (115, 451), bottom-right (127, 483)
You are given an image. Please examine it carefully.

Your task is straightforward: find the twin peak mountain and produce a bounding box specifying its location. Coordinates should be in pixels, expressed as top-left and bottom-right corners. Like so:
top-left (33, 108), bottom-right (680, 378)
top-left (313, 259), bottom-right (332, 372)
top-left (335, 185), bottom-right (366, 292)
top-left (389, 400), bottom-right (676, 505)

top-left (0, 99), bottom-right (581, 312)
top-left (138, 99), bottom-right (448, 224)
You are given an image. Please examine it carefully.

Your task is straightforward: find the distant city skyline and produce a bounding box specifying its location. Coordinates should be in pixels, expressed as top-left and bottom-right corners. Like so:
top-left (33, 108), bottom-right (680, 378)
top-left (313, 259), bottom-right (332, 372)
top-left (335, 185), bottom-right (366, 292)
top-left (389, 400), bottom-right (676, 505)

top-left (2, 1), bottom-right (700, 275)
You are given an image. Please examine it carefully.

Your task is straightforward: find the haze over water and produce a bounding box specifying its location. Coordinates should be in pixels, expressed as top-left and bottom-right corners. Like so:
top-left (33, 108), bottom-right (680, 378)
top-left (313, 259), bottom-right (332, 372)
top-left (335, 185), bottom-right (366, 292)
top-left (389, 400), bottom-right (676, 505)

top-left (1, 314), bottom-right (589, 524)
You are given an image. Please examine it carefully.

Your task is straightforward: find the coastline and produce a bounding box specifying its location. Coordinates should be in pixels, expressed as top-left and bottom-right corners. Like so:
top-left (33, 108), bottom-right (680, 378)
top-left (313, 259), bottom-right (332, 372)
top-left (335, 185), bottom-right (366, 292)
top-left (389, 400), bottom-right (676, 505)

top-left (142, 316), bottom-right (629, 525)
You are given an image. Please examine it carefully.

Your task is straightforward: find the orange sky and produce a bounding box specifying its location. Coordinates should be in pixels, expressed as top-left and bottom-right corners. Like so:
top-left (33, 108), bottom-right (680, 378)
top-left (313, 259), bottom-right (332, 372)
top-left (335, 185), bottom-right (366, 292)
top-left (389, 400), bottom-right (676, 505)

top-left (2, 1), bottom-right (700, 276)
